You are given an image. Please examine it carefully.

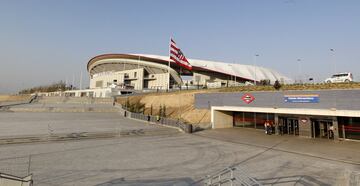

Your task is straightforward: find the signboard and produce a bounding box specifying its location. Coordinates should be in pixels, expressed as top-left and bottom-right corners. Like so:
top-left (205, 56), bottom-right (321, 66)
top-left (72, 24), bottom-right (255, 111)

top-left (241, 93), bottom-right (255, 104)
top-left (284, 94), bottom-right (319, 103)
top-left (300, 118), bottom-right (308, 123)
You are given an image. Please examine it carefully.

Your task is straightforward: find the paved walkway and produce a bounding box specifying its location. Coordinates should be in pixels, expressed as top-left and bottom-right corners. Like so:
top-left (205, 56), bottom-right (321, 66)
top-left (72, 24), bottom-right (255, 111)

top-left (0, 112), bottom-right (174, 137)
top-left (195, 127), bottom-right (360, 165)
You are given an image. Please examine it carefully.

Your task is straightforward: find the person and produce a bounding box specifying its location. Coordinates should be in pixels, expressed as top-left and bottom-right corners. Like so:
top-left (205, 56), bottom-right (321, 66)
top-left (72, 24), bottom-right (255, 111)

top-left (264, 121), bottom-right (268, 134)
top-left (278, 122), bottom-right (283, 135)
top-left (329, 125), bottom-right (334, 139)
top-left (267, 121), bottom-right (272, 135)
top-left (156, 115), bottom-right (160, 122)
top-left (147, 114), bottom-right (150, 122)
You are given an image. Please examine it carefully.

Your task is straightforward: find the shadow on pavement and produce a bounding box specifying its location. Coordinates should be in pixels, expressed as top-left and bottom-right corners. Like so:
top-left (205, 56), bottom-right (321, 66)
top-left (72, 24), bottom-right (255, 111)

top-left (257, 175), bottom-right (331, 186)
top-left (96, 177), bottom-right (198, 186)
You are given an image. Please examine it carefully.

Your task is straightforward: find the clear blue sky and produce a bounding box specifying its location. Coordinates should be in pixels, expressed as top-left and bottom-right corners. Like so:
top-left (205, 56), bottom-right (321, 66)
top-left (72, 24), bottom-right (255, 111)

top-left (0, 0), bottom-right (359, 93)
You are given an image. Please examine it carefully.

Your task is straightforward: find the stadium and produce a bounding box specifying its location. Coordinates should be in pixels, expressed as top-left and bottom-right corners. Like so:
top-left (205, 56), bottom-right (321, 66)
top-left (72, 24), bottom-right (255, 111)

top-left (86, 53), bottom-right (291, 92)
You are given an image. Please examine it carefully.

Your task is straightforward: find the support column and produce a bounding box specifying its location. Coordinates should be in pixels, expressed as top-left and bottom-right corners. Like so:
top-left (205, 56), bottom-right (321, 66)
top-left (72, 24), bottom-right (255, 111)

top-left (333, 116), bottom-right (339, 141)
top-left (274, 114), bottom-right (279, 135)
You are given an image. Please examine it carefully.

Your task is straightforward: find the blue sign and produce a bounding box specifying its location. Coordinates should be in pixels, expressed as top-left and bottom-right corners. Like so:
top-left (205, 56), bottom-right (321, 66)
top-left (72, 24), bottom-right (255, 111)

top-left (284, 94), bottom-right (319, 103)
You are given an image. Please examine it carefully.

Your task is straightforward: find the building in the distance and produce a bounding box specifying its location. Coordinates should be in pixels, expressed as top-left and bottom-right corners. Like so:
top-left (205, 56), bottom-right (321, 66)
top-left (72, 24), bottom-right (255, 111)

top-left (46, 53), bottom-right (290, 98)
top-left (87, 53), bottom-right (291, 91)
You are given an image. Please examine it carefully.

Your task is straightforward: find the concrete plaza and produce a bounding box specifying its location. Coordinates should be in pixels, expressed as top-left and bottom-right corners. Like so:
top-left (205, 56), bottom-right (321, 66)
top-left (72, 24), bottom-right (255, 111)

top-left (0, 112), bottom-right (359, 185)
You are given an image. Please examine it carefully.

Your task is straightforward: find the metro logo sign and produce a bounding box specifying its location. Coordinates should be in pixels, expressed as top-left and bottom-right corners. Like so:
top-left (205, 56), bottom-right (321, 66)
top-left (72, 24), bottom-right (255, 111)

top-left (241, 93), bottom-right (255, 104)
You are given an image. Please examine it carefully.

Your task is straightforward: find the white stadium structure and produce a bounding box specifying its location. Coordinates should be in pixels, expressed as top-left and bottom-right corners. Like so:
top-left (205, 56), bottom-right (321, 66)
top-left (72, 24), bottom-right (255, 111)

top-left (44, 53), bottom-right (291, 98)
top-left (88, 54), bottom-right (290, 87)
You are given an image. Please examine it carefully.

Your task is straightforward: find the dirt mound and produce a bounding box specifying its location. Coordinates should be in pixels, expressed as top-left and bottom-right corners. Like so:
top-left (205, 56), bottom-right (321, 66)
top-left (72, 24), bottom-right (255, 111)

top-left (117, 91), bottom-right (211, 124)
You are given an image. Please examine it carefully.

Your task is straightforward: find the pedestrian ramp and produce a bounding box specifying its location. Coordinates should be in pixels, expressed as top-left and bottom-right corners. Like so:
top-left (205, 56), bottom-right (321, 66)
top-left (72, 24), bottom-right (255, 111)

top-left (0, 173), bottom-right (32, 186)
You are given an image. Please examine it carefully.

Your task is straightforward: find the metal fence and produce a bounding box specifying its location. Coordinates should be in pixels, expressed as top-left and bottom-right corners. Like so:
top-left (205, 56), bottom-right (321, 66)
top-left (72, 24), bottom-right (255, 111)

top-left (129, 112), bottom-right (190, 132)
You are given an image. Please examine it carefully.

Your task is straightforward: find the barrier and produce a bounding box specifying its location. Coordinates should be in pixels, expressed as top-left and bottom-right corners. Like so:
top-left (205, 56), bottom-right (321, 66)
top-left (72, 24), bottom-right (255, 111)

top-left (129, 112), bottom-right (191, 133)
top-left (119, 105), bottom-right (192, 133)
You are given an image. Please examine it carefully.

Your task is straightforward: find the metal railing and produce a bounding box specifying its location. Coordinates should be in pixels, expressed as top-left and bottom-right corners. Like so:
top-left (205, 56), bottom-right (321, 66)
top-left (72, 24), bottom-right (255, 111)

top-left (117, 104), bottom-right (191, 133)
top-left (129, 112), bottom-right (190, 132)
top-left (205, 166), bottom-right (262, 186)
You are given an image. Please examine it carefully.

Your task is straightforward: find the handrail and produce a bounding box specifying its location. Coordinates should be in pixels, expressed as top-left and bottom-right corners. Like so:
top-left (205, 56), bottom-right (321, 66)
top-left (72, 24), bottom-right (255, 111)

top-left (0, 172), bottom-right (33, 182)
top-left (205, 166), bottom-right (262, 186)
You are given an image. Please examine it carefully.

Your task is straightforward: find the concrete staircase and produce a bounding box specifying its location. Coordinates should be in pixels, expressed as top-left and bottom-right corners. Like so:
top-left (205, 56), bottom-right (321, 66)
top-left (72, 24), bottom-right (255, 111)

top-left (7, 96), bottom-right (118, 113)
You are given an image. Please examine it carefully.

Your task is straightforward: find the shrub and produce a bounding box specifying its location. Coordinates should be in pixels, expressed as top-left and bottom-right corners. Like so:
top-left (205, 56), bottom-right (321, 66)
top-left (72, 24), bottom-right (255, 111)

top-left (273, 80), bottom-right (282, 90)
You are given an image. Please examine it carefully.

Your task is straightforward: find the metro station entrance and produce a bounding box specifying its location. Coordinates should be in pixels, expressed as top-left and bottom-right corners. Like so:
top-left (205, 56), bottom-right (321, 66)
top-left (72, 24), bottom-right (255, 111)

top-left (311, 119), bottom-right (333, 139)
top-left (278, 117), bottom-right (299, 136)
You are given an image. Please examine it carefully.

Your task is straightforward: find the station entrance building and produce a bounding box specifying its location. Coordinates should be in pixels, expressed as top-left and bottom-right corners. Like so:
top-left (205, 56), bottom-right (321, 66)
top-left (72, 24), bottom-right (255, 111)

top-left (195, 90), bottom-right (360, 141)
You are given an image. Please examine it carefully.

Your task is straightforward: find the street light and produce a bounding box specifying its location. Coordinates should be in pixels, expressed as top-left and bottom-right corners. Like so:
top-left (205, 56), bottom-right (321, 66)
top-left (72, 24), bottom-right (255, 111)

top-left (330, 49), bottom-right (336, 74)
top-left (228, 63), bottom-right (234, 87)
top-left (330, 48), bottom-right (337, 109)
top-left (254, 54), bottom-right (259, 85)
top-left (234, 61), bottom-right (237, 86)
top-left (297, 59), bottom-right (302, 84)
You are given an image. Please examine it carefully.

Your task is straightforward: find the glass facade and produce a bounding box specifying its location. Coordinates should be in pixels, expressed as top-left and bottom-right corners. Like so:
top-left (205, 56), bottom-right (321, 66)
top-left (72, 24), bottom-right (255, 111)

top-left (233, 112), bottom-right (274, 130)
top-left (338, 117), bottom-right (360, 140)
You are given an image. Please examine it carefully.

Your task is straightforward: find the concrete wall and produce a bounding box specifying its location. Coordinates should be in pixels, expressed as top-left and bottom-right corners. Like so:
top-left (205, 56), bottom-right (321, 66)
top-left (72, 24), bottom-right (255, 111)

top-left (196, 90), bottom-right (360, 111)
top-left (90, 68), bottom-right (144, 90)
top-left (90, 71), bottom-right (125, 89)
top-left (147, 73), bottom-right (169, 90)
top-left (212, 110), bottom-right (233, 129)
top-left (90, 68), bottom-right (171, 90)
top-left (298, 116), bottom-right (311, 137)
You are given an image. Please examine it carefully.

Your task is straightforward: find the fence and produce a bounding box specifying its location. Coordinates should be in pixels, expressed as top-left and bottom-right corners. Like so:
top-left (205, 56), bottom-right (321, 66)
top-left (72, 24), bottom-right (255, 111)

top-left (117, 104), bottom-right (192, 133)
top-left (205, 166), bottom-right (262, 186)
top-left (129, 112), bottom-right (192, 133)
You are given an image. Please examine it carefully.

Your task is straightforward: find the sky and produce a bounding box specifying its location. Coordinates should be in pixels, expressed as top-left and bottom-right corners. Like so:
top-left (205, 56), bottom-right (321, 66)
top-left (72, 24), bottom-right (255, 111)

top-left (0, 0), bottom-right (359, 93)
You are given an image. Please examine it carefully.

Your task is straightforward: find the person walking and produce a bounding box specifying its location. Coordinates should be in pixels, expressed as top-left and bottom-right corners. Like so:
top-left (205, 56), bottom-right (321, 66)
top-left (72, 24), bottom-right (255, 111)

top-left (278, 122), bottom-right (283, 135)
top-left (156, 115), bottom-right (160, 122)
top-left (266, 121), bottom-right (272, 135)
top-left (329, 124), bottom-right (334, 139)
top-left (264, 121), bottom-right (268, 134)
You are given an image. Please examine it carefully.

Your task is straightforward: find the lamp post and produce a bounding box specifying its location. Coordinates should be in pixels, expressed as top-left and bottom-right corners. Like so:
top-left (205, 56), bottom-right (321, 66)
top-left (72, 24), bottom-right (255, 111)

top-left (234, 61), bottom-right (237, 86)
top-left (254, 54), bottom-right (259, 85)
top-left (330, 48), bottom-right (337, 109)
top-left (297, 59), bottom-right (302, 84)
top-left (330, 49), bottom-right (336, 74)
top-left (228, 64), bottom-right (233, 87)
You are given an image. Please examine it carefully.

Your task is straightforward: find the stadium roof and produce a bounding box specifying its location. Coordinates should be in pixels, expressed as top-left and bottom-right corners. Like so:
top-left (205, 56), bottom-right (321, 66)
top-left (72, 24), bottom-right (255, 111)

top-left (87, 53), bottom-right (292, 83)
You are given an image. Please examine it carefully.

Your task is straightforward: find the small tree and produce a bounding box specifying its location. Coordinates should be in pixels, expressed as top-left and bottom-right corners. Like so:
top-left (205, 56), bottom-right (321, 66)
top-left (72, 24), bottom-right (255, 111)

top-left (259, 79), bottom-right (271, 86)
top-left (273, 80), bottom-right (282, 90)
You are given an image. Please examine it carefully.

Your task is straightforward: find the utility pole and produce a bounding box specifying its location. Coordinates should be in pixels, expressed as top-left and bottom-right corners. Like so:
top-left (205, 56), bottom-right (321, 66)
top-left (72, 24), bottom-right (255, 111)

top-left (330, 48), bottom-right (337, 109)
top-left (80, 70), bottom-right (83, 90)
top-left (297, 59), bottom-right (302, 84)
top-left (254, 54), bottom-right (259, 85)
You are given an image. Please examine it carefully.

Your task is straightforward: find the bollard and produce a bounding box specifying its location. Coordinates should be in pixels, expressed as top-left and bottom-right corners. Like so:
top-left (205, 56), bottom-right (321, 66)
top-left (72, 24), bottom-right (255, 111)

top-left (185, 124), bottom-right (193, 133)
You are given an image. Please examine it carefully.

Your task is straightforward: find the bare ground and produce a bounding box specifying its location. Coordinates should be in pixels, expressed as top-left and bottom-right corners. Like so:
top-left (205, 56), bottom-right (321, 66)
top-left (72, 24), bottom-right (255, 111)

top-left (117, 91), bottom-right (211, 125)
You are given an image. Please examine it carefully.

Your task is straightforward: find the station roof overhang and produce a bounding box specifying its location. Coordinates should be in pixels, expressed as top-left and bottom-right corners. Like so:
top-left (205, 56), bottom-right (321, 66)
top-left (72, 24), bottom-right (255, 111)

top-left (211, 106), bottom-right (360, 118)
